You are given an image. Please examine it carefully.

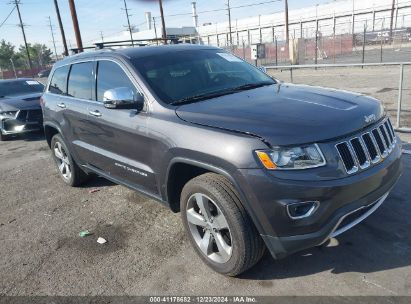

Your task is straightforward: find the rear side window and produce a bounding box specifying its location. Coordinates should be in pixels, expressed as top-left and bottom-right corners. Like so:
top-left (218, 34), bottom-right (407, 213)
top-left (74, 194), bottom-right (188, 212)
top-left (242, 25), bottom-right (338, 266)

top-left (49, 65), bottom-right (70, 95)
top-left (67, 62), bottom-right (93, 100)
top-left (96, 60), bottom-right (137, 102)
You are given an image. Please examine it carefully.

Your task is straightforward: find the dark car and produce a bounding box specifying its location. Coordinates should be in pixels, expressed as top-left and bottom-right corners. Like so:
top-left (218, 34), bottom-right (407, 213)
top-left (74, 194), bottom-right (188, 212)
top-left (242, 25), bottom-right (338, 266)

top-left (0, 78), bottom-right (44, 140)
top-left (41, 45), bottom-right (402, 276)
top-left (38, 69), bottom-right (51, 78)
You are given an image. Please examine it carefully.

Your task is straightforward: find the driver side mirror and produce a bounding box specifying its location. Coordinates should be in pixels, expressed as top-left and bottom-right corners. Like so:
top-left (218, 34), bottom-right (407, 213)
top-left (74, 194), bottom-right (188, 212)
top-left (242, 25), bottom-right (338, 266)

top-left (103, 87), bottom-right (144, 110)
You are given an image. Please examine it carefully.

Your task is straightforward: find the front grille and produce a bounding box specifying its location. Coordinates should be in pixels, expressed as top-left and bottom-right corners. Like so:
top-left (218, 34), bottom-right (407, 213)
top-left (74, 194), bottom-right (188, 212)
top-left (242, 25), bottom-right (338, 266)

top-left (27, 109), bottom-right (42, 122)
top-left (336, 118), bottom-right (396, 174)
top-left (16, 109), bottom-right (43, 122)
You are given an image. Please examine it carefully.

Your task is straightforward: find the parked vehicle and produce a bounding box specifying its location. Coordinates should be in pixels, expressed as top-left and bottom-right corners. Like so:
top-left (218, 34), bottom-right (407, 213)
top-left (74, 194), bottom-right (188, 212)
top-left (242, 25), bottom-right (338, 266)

top-left (0, 78), bottom-right (44, 141)
top-left (41, 45), bottom-right (402, 276)
top-left (38, 69), bottom-right (51, 78)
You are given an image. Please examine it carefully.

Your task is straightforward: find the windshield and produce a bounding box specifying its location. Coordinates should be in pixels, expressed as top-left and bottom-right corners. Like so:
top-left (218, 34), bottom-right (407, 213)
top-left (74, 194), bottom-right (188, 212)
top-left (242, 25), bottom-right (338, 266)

top-left (132, 49), bottom-right (275, 104)
top-left (0, 80), bottom-right (44, 98)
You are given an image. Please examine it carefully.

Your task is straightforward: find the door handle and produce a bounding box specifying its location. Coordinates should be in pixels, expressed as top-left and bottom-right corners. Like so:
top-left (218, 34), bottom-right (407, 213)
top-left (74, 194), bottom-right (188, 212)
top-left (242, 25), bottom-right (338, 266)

top-left (89, 110), bottom-right (102, 117)
top-left (57, 103), bottom-right (66, 109)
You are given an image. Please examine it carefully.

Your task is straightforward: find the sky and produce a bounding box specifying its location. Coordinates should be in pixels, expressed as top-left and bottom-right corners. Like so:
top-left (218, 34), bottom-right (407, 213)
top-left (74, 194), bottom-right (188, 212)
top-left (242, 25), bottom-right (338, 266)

top-left (0, 0), bottom-right (333, 54)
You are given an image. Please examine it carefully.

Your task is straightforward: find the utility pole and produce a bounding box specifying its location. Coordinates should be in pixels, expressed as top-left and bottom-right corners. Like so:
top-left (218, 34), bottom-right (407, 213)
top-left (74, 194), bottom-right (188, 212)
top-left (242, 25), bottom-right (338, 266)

top-left (68, 0), bottom-right (83, 52)
top-left (14, 0), bottom-right (32, 70)
top-left (227, 0), bottom-right (233, 46)
top-left (153, 17), bottom-right (159, 45)
top-left (48, 16), bottom-right (58, 61)
top-left (100, 31), bottom-right (104, 42)
top-left (284, 0), bottom-right (289, 45)
top-left (159, 0), bottom-right (167, 44)
top-left (122, 0), bottom-right (134, 46)
top-left (389, 0), bottom-right (395, 42)
top-left (53, 0), bottom-right (68, 56)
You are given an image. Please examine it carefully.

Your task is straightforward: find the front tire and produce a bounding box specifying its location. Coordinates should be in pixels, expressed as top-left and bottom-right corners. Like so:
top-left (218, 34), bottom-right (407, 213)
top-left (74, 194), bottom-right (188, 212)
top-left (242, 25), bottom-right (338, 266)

top-left (0, 130), bottom-right (9, 141)
top-left (51, 134), bottom-right (88, 186)
top-left (181, 173), bottom-right (265, 276)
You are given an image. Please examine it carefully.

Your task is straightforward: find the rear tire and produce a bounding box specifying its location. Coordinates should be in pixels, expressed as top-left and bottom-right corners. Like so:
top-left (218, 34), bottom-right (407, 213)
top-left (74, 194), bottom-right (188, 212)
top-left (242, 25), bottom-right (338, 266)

top-left (51, 134), bottom-right (89, 186)
top-left (180, 173), bottom-right (265, 276)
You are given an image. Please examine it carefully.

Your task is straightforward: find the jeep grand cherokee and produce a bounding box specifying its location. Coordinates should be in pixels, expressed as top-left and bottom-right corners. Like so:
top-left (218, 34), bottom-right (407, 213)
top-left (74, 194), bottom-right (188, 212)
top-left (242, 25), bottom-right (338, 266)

top-left (41, 45), bottom-right (402, 276)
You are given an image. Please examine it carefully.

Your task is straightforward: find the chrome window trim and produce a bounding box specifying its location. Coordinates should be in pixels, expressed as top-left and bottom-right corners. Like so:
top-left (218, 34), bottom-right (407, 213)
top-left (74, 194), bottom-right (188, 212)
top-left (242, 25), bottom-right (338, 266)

top-left (45, 57), bottom-right (149, 113)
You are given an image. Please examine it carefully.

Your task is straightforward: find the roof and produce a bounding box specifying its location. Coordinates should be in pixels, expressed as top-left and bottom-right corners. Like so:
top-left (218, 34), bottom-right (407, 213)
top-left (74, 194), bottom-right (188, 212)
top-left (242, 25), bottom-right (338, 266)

top-left (55, 44), bottom-right (220, 67)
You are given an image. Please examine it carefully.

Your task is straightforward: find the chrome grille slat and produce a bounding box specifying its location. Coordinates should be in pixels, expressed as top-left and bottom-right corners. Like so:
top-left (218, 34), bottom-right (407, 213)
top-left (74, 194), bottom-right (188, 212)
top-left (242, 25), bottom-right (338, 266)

top-left (378, 125), bottom-right (390, 151)
top-left (383, 121), bottom-right (394, 144)
top-left (336, 118), bottom-right (396, 174)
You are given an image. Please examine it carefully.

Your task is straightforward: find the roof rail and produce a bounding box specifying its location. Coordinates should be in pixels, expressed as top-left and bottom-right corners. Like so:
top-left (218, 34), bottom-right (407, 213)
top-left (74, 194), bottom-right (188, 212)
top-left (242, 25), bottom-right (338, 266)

top-left (69, 37), bottom-right (181, 54)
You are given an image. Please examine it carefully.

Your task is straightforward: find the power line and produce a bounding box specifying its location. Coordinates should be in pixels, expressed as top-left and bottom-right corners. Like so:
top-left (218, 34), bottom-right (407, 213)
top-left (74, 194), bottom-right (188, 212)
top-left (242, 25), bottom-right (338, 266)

top-left (153, 0), bottom-right (283, 19)
top-left (0, 5), bottom-right (16, 29)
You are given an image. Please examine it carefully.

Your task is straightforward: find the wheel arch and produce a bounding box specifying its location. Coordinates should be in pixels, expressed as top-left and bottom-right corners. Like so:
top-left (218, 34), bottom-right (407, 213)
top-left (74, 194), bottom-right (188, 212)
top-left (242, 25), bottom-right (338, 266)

top-left (44, 122), bottom-right (62, 148)
top-left (165, 157), bottom-right (265, 236)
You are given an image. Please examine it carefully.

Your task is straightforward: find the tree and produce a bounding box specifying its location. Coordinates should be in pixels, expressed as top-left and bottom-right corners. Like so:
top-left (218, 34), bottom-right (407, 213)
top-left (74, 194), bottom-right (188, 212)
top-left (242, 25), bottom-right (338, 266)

top-left (0, 40), bottom-right (53, 70)
top-left (0, 40), bottom-right (16, 70)
top-left (16, 43), bottom-right (53, 69)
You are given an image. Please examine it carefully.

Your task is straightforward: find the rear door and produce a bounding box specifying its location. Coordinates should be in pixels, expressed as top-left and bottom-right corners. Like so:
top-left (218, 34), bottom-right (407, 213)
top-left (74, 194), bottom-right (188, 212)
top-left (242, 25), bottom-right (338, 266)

top-left (84, 59), bottom-right (157, 194)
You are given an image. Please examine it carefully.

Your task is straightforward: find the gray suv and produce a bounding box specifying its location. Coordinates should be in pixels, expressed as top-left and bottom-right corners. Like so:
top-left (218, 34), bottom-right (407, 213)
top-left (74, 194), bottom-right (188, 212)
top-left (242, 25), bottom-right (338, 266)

top-left (41, 45), bottom-right (402, 276)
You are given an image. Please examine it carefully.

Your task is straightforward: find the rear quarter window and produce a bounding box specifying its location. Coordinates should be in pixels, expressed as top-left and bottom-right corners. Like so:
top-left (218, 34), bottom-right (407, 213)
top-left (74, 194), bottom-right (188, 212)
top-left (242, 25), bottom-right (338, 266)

top-left (48, 65), bottom-right (70, 95)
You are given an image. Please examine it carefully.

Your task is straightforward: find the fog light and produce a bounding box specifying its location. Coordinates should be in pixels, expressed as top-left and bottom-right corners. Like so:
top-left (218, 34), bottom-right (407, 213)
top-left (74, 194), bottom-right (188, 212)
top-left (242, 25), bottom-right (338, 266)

top-left (14, 125), bottom-right (24, 132)
top-left (287, 201), bottom-right (320, 220)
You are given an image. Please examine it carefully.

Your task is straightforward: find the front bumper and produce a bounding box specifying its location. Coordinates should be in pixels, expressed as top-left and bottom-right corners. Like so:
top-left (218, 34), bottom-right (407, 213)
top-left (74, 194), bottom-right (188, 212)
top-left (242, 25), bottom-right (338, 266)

top-left (1, 112), bottom-right (43, 135)
top-left (235, 142), bottom-right (403, 259)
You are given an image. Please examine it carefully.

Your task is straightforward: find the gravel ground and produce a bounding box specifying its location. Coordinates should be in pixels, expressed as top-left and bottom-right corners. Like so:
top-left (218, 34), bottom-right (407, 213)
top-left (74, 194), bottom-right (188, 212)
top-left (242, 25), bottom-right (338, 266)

top-left (0, 132), bottom-right (410, 296)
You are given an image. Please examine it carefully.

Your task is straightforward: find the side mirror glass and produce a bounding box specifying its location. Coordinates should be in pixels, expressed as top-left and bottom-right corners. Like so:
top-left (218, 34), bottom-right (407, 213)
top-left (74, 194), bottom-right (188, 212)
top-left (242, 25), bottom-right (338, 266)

top-left (103, 87), bottom-right (144, 110)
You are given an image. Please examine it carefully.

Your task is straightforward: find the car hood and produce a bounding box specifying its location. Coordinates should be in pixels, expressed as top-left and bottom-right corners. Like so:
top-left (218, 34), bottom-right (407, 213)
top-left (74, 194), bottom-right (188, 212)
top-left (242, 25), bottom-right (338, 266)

top-left (0, 93), bottom-right (41, 112)
top-left (175, 83), bottom-right (384, 146)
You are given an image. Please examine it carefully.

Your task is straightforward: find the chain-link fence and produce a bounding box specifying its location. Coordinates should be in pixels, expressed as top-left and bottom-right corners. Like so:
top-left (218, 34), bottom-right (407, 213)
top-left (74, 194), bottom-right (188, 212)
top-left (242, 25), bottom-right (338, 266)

top-left (197, 11), bottom-right (411, 66)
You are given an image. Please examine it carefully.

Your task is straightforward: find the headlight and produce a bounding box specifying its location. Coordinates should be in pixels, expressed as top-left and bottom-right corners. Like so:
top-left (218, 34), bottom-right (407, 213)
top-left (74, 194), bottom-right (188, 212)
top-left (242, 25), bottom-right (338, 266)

top-left (0, 111), bottom-right (18, 119)
top-left (256, 144), bottom-right (326, 170)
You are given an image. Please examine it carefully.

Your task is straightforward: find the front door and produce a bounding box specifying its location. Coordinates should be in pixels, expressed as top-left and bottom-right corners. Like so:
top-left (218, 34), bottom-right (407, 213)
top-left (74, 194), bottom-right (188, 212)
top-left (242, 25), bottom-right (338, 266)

top-left (84, 59), bottom-right (157, 195)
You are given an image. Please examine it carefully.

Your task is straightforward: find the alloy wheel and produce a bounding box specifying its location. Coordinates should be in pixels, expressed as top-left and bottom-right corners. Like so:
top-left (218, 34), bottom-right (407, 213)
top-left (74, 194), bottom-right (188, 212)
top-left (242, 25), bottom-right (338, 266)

top-left (53, 141), bottom-right (72, 181)
top-left (186, 193), bottom-right (232, 263)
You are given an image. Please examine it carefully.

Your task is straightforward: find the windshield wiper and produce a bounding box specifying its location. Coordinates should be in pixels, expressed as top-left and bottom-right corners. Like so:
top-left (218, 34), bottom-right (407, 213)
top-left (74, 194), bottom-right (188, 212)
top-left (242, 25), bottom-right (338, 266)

top-left (229, 82), bottom-right (274, 92)
top-left (170, 89), bottom-right (239, 105)
top-left (170, 82), bottom-right (274, 106)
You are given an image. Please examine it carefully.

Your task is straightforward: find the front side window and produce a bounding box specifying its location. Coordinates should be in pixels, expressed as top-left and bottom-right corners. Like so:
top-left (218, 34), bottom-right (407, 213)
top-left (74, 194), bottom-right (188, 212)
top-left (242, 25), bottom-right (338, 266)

top-left (49, 65), bottom-right (69, 95)
top-left (132, 49), bottom-right (275, 104)
top-left (67, 62), bottom-right (93, 100)
top-left (96, 60), bottom-right (137, 102)
top-left (0, 80), bottom-right (44, 98)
